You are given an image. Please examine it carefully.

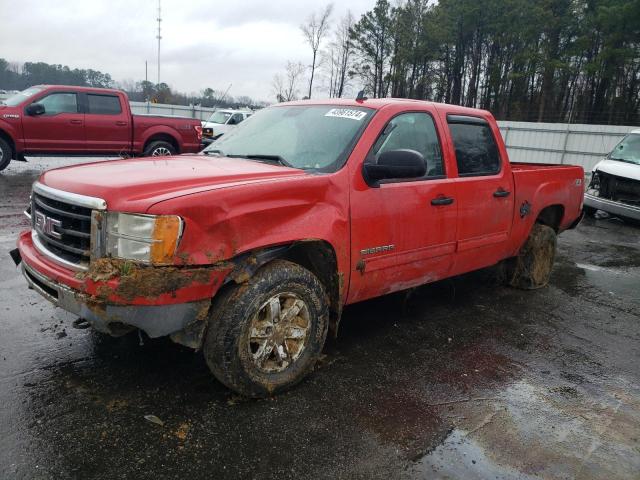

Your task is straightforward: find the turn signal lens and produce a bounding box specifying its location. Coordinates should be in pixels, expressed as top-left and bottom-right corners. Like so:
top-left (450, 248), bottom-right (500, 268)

top-left (151, 215), bottom-right (182, 264)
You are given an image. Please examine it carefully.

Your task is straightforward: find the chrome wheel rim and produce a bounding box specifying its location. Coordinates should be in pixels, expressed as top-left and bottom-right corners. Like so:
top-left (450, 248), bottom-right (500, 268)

top-left (248, 292), bottom-right (311, 373)
top-left (152, 146), bottom-right (171, 156)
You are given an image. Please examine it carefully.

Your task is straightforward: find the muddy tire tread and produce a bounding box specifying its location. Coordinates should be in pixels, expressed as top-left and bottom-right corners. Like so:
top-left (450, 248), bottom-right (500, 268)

top-left (204, 259), bottom-right (329, 398)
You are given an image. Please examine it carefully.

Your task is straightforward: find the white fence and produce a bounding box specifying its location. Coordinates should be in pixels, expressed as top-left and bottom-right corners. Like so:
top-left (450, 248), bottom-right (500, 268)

top-left (497, 121), bottom-right (637, 171)
top-left (129, 101), bottom-right (216, 121)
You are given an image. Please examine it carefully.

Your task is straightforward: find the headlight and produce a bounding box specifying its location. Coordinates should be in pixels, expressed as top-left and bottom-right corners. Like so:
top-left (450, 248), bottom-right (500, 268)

top-left (106, 212), bottom-right (183, 264)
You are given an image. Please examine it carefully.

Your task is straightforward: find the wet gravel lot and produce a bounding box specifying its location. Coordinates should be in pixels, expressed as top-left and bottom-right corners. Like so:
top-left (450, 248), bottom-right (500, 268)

top-left (1, 157), bottom-right (639, 479)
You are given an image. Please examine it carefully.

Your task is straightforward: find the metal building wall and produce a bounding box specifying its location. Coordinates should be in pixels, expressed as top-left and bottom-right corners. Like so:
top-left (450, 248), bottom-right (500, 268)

top-left (497, 121), bottom-right (637, 171)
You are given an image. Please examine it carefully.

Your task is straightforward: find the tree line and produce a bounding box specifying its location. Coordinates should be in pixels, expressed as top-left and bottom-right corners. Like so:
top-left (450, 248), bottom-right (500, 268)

top-left (0, 59), bottom-right (265, 110)
top-left (287, 0), bottom-right (639, 125)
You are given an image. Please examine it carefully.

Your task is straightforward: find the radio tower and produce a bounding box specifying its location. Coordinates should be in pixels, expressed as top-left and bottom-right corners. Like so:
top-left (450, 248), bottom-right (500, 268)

top-left (156, 0), bottom-right (162, 85)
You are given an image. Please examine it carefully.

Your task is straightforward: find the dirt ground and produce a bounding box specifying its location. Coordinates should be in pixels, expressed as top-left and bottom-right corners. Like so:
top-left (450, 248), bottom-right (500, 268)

top-left (1, 157), bottom-right (639, 479)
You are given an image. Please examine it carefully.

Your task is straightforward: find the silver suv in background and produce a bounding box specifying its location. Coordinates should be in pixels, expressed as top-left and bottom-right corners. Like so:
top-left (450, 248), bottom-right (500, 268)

top-left (584, 129), bottom-right (640, 222)
top-left (201, 109), bottom-right (252, 146)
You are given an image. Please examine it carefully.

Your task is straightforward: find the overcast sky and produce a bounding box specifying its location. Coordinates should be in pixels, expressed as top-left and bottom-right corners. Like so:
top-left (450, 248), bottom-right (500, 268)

top-left (1, 0), bottom-right (374, 101)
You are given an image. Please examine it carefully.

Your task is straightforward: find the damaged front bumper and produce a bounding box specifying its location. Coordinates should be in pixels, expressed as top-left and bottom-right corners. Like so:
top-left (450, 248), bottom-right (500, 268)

top-left (584, 193), bottom-right (640, 221)
top-left (13, 231), bottom-right (231, 348)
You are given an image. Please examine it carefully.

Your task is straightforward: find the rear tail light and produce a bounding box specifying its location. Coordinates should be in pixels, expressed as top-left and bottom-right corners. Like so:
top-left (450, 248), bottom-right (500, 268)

top-left (194, 125), bottom-right (203, 141)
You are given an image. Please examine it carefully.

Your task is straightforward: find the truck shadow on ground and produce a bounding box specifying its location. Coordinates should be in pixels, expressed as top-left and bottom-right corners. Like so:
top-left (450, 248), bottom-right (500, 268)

top-left (19, 266), bottom-right (541, 476)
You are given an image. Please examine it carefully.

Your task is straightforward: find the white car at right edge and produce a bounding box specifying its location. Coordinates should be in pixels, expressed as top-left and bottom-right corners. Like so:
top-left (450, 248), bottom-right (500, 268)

top-left (584, 129), bottom-right (640, 222)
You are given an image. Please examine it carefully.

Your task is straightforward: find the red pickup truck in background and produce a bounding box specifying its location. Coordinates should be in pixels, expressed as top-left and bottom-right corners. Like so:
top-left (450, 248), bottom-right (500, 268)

top-left (0, 85), bottom-right (203, 171)
top-left (12, 98), bottom-right (584, 397)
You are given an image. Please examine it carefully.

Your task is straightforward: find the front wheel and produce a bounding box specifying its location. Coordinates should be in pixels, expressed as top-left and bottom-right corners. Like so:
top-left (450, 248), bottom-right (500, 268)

top-left (504, 223), bottom-right (557, 290)
top-left (143, 140), bottom-right (176, 157)
top-left (204, 260), bottom-right (329, 398)
top-left (0, 138), bottom-right (13, 171)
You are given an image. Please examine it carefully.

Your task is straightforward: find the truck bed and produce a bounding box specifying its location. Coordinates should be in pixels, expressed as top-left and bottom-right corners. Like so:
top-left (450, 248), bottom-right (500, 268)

top-left (510, 162), bottom-right (583, 172)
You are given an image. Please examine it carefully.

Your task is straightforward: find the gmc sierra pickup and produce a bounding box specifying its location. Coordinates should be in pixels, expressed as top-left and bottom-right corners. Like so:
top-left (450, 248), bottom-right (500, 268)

top-left (0, 85), bottom-right (203, 171)
top-left (12, 98), bottom-right (584, 397)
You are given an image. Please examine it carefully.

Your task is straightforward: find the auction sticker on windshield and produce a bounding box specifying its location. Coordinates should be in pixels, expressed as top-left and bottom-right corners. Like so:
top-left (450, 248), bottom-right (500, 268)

top-left (324, 109), bottom-right (368, 121)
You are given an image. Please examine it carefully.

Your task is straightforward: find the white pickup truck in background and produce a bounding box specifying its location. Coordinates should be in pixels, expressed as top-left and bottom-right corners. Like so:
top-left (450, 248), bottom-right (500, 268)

top-left (584, 129), bottom-right (640, 222)
top-left (201, 109), bottom-right (252, 145)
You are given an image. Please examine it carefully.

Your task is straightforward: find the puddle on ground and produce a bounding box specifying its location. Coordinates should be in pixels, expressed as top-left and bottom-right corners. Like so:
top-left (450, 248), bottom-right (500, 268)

top-left (413, 379), bottom-right (640, 480)
top-left (552, 258), bottom-right (640, 301)
top-left (574, 263), bottom-right (640, 299)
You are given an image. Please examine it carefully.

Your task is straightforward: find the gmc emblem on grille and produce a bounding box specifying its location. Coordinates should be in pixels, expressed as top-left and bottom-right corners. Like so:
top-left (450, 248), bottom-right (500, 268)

top-left (34, 211), bottom-right (63, 239)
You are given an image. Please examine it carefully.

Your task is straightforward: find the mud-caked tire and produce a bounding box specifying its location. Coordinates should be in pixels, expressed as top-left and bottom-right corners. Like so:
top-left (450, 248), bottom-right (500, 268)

top-left (203, 259), bottom-right (329, 398)
top-left (0, 138), bottom-right (13, 171)
top-left (504, 223), bottom-right (557, 290)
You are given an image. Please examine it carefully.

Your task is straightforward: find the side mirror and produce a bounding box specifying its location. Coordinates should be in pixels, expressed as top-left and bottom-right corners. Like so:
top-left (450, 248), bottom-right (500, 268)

top-left (26, 103), bottom-right (45, 116)
top-left (362, 149), bottom-right (427, 186)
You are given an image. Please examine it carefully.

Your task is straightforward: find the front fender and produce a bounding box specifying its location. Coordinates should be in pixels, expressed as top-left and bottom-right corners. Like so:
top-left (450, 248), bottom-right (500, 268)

top-left (145, 172), bottom-right (351, 293)
top-left (0, 117), bottom-right (22, 154)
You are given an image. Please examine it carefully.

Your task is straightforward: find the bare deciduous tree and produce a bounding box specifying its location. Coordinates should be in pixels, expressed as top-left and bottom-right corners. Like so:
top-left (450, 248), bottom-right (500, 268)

top-left (272, 61), bottom-right (306, 102)
top-left (300, 3), bottom-right (334, 99)
top-left (327, 10), bottom-right (355, 98)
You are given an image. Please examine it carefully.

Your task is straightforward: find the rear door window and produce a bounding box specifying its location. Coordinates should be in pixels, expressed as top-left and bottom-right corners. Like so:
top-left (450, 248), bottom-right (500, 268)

top-left (447, 118), bottom-right (501, 176)
top-left (87, 94), bottom-right (122, 115)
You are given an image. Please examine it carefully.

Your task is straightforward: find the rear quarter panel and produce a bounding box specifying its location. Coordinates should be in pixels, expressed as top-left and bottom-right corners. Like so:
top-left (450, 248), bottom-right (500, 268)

top-left (132, 116), bottom-right (201, 154)
top-left (508, 163), bottom-right (584, 255)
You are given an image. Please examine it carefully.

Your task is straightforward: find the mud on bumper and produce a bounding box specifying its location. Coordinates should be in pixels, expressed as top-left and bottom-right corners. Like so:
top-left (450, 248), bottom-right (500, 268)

top-left (15, 253), bottom-right (211, 348)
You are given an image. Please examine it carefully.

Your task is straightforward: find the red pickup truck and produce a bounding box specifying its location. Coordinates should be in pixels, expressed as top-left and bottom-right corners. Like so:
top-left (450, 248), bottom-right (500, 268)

top-left (12, 98), bottom-right (584, 397)
top-left (0, 85), bottom-right (203, 171)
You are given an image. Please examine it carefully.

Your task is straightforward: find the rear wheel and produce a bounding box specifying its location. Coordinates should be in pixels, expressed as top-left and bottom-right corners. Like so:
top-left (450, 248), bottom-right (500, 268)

top-left (203, 260), bottom-right (329, 398)
top-left (504, 223), bottom-right (557, 290)
top-left (143, 140), bottom-right (176, 157)
top-left (0, 138), bottom-right (13, 171)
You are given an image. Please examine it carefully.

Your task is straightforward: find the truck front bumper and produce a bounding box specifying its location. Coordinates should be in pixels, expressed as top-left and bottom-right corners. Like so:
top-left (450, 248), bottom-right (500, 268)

top-left (13, 231), bottom-right (231, 348)
top-left (584, 193), bottom-right (640, 221)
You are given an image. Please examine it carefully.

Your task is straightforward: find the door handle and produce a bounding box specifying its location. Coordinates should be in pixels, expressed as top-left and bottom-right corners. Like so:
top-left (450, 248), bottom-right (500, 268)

top-left (431, 196), bottom-right (455, 206)
top-left (115, 121), bottom-right (128, 126)
top-left (70, 119), bottom-right (83, 125)
top-left (493, 188), bottom-right (511, 198)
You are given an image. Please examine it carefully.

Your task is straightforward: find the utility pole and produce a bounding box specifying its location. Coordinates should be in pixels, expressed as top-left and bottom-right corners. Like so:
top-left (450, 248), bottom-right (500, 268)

top-left (156, 0), bottom-right (162, 86)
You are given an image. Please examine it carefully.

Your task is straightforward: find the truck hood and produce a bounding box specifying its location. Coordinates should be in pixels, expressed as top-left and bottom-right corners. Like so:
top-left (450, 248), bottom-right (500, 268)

top-left (39, 155), bottom-right (307, 212)
top-left (593, 158), bottom-right (640, 181)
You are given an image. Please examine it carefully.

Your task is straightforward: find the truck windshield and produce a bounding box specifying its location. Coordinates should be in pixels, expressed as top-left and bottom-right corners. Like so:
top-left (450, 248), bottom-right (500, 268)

top-left (609, 133), bottom-right (640, 165)
top-left (207, 111), bottom-right (232, 124)
top-left (203, 105), bottom-right (374, 172)
top-left (2, 86), bottom-right (45, 106)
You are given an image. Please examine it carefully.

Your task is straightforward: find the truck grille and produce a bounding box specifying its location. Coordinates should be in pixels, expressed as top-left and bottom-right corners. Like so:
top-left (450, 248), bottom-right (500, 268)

top-left (30, 183), bottom-right (107, 270)
top-left (594, 171), bottom-right (640, 206)
top-left (32, 193), bottom-right (92, 266)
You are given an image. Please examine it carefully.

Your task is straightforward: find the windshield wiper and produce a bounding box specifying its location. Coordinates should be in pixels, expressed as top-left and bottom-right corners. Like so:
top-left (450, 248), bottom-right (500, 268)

top-left (204, 149), bottom-right (224, 156)
top-left (241, 154), bottom-right (296, 169)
